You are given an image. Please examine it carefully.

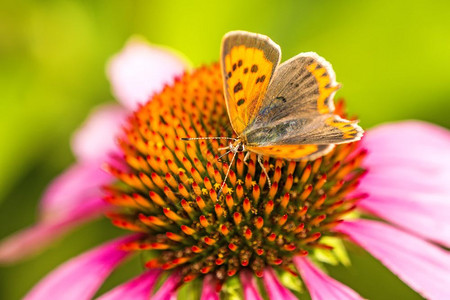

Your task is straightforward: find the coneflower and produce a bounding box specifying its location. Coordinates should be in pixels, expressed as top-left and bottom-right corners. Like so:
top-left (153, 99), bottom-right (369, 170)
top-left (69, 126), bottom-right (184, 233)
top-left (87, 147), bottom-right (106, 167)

top-left (104, 62), bottom-right (366, 285)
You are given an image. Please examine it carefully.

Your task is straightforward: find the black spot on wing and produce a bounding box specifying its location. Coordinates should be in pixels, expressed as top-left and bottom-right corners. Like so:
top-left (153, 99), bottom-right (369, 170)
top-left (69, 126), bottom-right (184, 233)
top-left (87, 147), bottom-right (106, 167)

top-left (255, 75), bottom-right (266, 84)
top-left (234, 82), bottom-right (243, 93)
top-left (237, 99), bottom-right (245, 106)
top-left (275, 96), bottom-right (286, 103)
top-left (251, 65), bottom-right (258, 73)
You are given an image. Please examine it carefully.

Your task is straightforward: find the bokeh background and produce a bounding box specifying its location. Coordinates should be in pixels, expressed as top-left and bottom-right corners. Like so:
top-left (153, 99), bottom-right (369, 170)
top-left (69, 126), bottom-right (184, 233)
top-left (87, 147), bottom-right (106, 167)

top-left (1, 0), bottom-right (449, 299)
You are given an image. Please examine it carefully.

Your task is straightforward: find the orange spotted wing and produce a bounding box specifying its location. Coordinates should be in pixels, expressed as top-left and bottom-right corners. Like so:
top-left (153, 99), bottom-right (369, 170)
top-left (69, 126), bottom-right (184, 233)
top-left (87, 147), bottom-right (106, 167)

top-left (221, 31), bottom-right (281, 135)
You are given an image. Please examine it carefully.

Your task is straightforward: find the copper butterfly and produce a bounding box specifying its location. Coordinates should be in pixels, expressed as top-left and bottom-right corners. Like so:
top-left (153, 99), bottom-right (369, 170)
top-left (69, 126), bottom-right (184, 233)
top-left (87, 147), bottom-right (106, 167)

top-left (184, 30), bottom-right (363, 195)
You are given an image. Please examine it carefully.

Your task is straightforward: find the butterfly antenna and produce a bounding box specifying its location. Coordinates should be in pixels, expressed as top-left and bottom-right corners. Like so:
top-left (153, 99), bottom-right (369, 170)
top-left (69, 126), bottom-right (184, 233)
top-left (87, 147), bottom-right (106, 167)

top-left (180, 137), bottom-right (238, 141)
top-left (217, 151), bottom-right (238, 200)
top-left (217, 149), bottom-right (232, 162)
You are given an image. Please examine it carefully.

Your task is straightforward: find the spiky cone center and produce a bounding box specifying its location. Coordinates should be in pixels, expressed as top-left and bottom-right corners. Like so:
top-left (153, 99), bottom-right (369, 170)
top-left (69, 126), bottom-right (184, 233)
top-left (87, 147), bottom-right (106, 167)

top-left (104, 63), bottom-right (367, 284)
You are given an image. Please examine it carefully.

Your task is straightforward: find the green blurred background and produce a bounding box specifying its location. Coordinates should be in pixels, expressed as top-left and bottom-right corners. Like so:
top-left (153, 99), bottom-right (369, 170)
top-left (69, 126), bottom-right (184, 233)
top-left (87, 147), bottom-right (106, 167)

top-left (1, 0), bottom-right (449, 299)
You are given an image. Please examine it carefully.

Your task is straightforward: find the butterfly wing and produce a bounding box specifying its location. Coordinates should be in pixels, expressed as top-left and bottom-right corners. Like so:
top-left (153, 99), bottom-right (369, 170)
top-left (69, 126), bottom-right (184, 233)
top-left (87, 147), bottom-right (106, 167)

top-left (243, 52), bottom-right (363, 160)
top-left (247, 144), bottom-right (335, 161)
top-left (245, 114), bottom-right (363, 146)
top-left (246, 52), bottom-right (340, 129)
top-left (221, 31), bottom-right (281, 135)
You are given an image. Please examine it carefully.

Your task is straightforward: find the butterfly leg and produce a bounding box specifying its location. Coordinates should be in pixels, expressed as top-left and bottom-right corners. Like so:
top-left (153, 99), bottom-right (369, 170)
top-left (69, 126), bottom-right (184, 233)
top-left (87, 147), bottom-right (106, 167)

top-left (243, 151), bottom-right (251, 165)
top-left (217, 149), bottom-right (232, 163)
top-left (257, 155), bottom-right (271, 188)
top-left (217, 151), bottom-right (238, 200)
top-left (244, 152), bottom-right (251, 162)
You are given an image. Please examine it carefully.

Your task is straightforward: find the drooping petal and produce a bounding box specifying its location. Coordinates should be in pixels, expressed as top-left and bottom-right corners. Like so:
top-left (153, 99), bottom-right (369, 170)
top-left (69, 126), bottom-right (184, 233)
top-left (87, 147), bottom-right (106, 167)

top-left (336, 219), bottom-right (450, 300)
top-left (200, 274), bottom-right (220, 300)
top-left (358, 191), bottom-right (450, 248)
top-left (98, 269), bottom-right (162, 300)
top-left (40, 162), bottom-right (113, 221)
top-left (261, 268), bottom-right (297, 300)
top-left (240, 270), bottom-right (263, 300)
top-left (358, 121), bottom-right (450, 247)
top-left (71, 104), bottom-right (128, 163)
top-left (293, 256), bottom-right (363, 300)
top-left (361, 121), bottom-right (450, 191)
top-left (0, 197), bottom-right (106, 264)
top-left (107, 37), bottom-right (189, 110)
top-left (25, 235), bottom-right (139, 300)
top-left (150, 271), bottom-right (180, 300)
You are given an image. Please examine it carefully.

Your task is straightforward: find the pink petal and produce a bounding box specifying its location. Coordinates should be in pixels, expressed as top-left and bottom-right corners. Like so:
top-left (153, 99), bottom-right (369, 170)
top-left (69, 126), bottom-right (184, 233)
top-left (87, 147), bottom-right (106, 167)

top-left (358, 121), bottom-right (450, 247)
top-left (361, 121), bottom-right (450, 188)
top-left (71, 104), bottom-right (128, 164)
top-left (40, 162), bottom-right (113, 221)
top-left (293, 257), bottom-right (363, 300)
top-left (25, 235), bottom-right (138, 300)
top-left (240, 270), bottom-right (263, 300)
top-left (0, 197), bottom-right (106, 264)
top-left (336, 219), bottom-right (450, 300)
top-left (262, 268), bottom-right (297, 300)
top-left (98, 269), bottom-right (162, 300)
top-left (201, 274), bottom-right (220, 300)
top-left (107, 37), bottom-right (189, 110)
top-left (151, 271), bottom-right (180, 300)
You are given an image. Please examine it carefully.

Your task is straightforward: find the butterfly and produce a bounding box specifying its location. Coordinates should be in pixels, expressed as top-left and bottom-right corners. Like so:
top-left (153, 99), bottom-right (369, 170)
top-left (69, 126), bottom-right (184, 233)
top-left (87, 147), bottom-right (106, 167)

top-left (183, 30), bottom-right (363, 195)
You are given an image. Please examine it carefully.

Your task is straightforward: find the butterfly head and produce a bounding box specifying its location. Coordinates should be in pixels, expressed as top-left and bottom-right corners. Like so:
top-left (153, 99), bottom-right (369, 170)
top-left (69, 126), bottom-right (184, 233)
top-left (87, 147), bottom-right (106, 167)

top-left (229, 139), bottom-right (246, 154)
